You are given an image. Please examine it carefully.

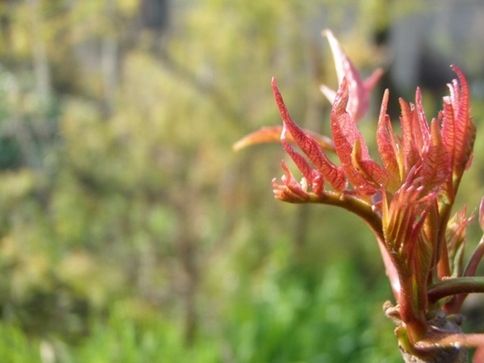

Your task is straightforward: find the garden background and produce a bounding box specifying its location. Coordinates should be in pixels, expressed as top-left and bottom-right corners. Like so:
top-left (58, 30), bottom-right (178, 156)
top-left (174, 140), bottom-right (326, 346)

top-left (1, 1), bottom-right (484, 362)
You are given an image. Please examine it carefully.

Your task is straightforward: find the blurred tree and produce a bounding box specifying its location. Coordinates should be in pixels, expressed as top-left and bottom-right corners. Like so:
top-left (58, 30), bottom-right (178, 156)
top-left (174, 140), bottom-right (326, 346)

top-left (139, 0), bottom-right (169, 31)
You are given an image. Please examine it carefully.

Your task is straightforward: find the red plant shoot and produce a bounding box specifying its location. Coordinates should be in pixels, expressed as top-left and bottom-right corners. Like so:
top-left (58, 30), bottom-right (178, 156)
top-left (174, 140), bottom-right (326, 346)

top-left (235, 31), bottom-right (484, 362)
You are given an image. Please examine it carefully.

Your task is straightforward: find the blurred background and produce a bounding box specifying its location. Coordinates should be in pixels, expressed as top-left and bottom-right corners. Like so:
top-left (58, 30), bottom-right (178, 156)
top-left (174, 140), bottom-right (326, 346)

top-left (0, 0), bottom-right (484, 362)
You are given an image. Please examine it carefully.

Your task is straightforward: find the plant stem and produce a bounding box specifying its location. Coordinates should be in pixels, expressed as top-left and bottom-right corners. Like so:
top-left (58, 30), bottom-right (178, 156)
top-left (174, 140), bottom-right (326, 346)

top-left (428, 276), bottom-right (484, 303)
top-left (308, 191), bottom-right (402, 299)
top-left (395, 312), bottom-right (470, 362)
top-left (463, 236), bottom-right (484, 277)
top-left (308, 191), bottom-right (382, 237)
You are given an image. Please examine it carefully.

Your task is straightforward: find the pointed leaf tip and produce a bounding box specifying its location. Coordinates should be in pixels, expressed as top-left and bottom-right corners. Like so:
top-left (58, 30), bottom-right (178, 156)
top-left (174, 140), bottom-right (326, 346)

top-left (232, 126), bottom-right (285, 151)
top-left (377, 89), bottom-right (400, 189)
top-left (450, 65), bottom-right (469, 98)
top-left (273, 160), bottom-right (309, 202)
top-left (447, 64), bottom-right (474, 175)
top-left (321, 29), bottom-right (380, 121)
top-left (364, 68), bottom-right (384, 91)
top-left (320, 84), bottom-right (337, 104)
top-left (323, 29), bottom-right (347, 84)
top-left (233, 126), bottom-right (334, 152)
top-left (450, 64), bottom-right (462, 74)
top-left (271, 77), bottom-right (344, 191)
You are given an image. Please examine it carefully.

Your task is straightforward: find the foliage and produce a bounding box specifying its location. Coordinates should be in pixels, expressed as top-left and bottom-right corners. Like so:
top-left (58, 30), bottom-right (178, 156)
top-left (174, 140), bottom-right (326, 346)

top-left (0, 0), bottom-right (483, 362)
top-left (237, 30), bottom-right (484, 361)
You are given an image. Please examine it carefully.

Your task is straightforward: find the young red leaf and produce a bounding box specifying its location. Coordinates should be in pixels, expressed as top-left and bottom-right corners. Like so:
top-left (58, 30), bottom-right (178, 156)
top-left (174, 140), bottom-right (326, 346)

top-left (450, 65), bottom-right (476, 174)
top-left (330, 78), bottom-right (379, 194)
top-left (382, 179), bottom-right (420, 254)
top-left (272, 161), bottom-right (310, 202)
top-left (406, 210), bottom-right (432, 264)
top-left (441, 98), bottom-right (457, 177)
top-left (272, 77), bottom-right (345, 190)
top-left (320, 29), bottom-right (382, 121)
top-left (399, 98), bottom-right (419, 173)
top-left (280, 125), bottom-right (323, 190)
top-left (376, 89), bottom-right (401, 189)
top-left (419, 118), bottom-right (451, 191)
top-left (351, 138), bottom-right (387, 189)
top-left (413, 88), bottom-right (430, 155)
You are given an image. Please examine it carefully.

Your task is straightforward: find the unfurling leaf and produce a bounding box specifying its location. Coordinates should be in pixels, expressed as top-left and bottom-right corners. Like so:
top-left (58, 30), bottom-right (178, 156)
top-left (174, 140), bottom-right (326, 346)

top-left (351, 139), bottom-right (387, 188)
top-left (399, 98), bottom-right (420, 173)
top-left (377, 89), bottom-right (401, 190)
top-left (272, 161), bottom-right (309, 202)
top-left (272, 78), bottom-right (345, 190)
top-left (281, 125), bottom-right (320, 186)
top-left (443, 65), bottom-right (476, 179)
top-left (420, 118), bottom-right (450, 192)
top-left (320, 29), bottom-right (382, 121)
top-left (330, 78), bottom-right (381, 194)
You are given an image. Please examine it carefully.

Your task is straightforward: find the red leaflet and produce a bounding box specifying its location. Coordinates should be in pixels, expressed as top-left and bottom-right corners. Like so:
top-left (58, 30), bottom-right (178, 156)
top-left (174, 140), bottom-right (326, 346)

top-left (386, 184), bottom-right (422, 254)
top-left (331, 78), bottom-right (385, 194)
top-left (441, 98), bottom-right (457, 176)
top-left (419, 118), bottom-right (450, 191)
top-left (331, 79), bottom-right (366, 155)
top-left (413, 88), bottom-right (430, 155)
top-left (395, 88), bottom-right (452, 195)
top-left (320, 29), bottom-right (382, 122)
top-left (447, 65), bottom-right (476, 176)
top-left (399, 98), bottom-right (419, 173)
top-left (351, 139), bottom-right (387, 188)
top-left (272, 77), bottom-right (345, 191)
top-left (382, 165), bottom-right (429, 254)
top-left (376, 89), bottom-right (401, 189)
top-left (272, 161), bottom-right (310, 202)
top-left (281, 125), bottom-right (319, 186)
top-left (382, 178), bottom-right (436, 326)
top-left (406, 208), bottom-right (432, 262)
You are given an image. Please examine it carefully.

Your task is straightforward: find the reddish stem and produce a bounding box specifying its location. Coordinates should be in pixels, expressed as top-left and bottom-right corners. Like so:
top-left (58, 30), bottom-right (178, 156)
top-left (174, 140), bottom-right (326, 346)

top-left (428, 276), bottom-right (484, 303)
top-left (445, 236), bottom-right (484, 312)
top-left (464, 236), bottom-right (484, 277)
